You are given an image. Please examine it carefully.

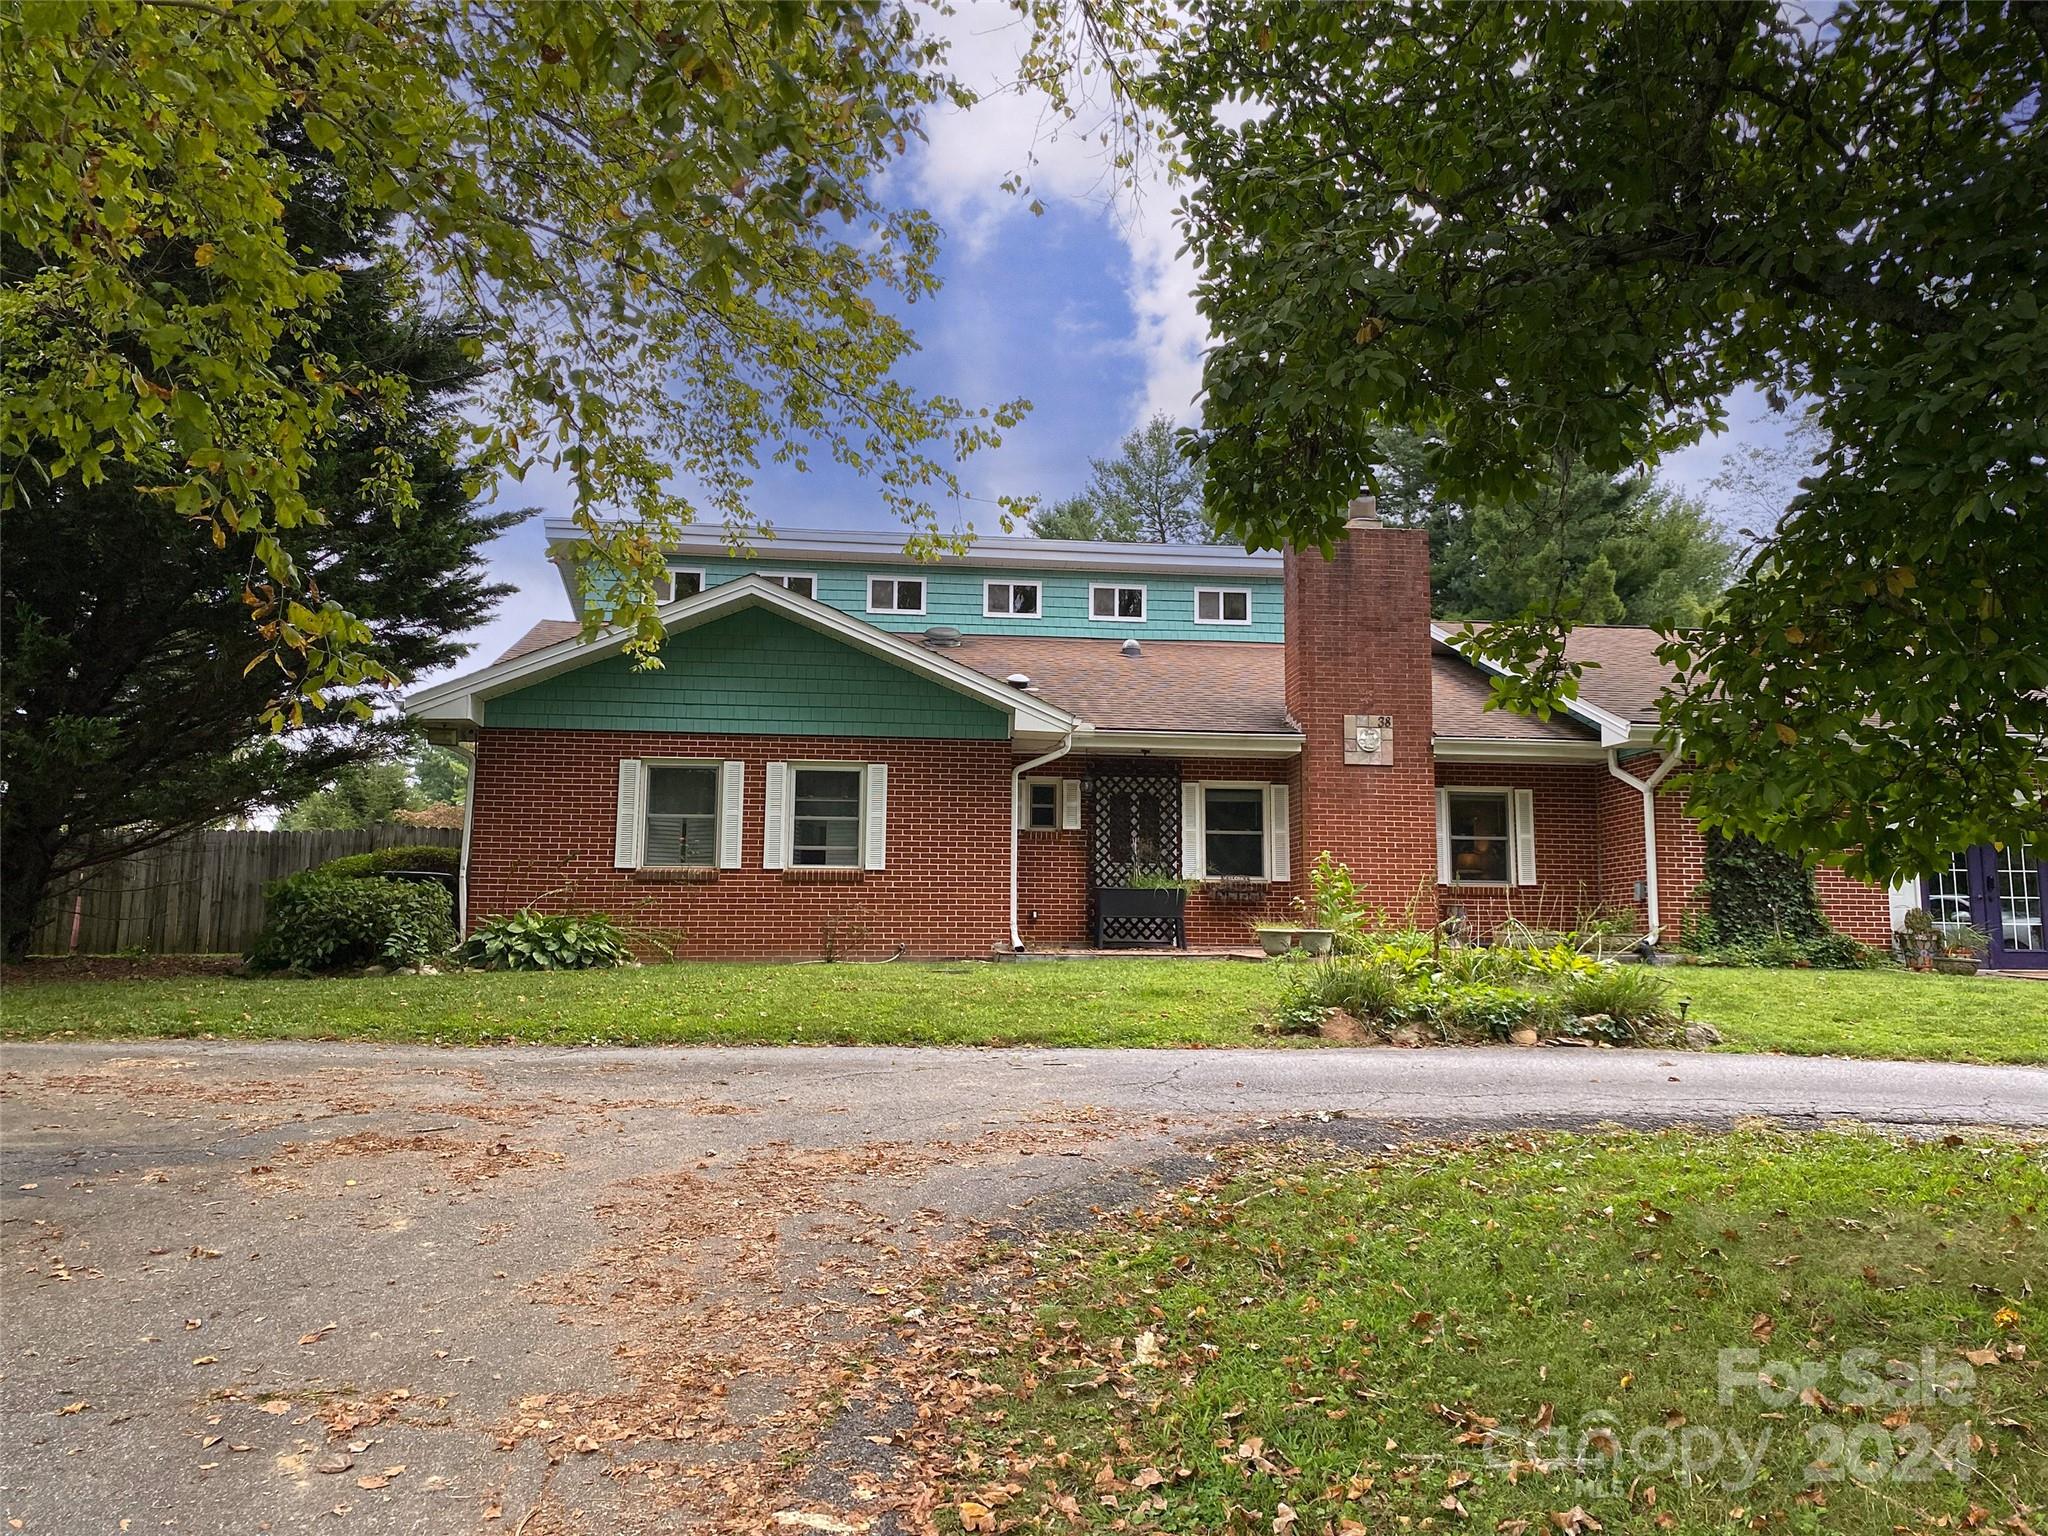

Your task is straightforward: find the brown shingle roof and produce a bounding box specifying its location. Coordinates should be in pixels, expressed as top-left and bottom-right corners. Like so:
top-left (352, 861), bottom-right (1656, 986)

top-left (497, 619), bottom-right (580, 663)
top-left (946, 636), bottom-right (1295, 734)
top-left (1449, 622), bottom-right (1676, 726)
top-left (1430, 654), bottom-right (1594, 743)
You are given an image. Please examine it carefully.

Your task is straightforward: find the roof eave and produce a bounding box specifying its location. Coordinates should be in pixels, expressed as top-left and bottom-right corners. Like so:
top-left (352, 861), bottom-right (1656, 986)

top-left (541, 518), bottom-right (1281, 579)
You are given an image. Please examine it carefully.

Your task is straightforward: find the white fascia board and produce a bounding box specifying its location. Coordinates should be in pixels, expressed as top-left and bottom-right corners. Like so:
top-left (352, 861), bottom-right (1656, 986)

top-left (405, 574), bottom-right (1087, 738)
top-left (1430, 623), bottom-right (1646, 747)
top-left (540, 518), bottom-right (1281, 580)
top-left (1081, 729), bottom-right (1305, 758)
top-left (1432, 737), bottom-right (1609, 763)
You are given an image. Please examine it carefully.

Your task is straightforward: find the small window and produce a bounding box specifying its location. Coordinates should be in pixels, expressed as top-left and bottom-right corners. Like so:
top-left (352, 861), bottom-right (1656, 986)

top-left (1195, 587), bottom-right (1251, 625)
top-left (791, 766), bottom-right (863, 867)
top-left (768, 573), bottom-right (816, 599)
top-left (984, 580), bottom-right (1042, 618)
top-left (653, 567), bottom-right (705, 603)
top-left (1203, 786), bottom-right (1265, 878)
top-left (644, 763), bottom-right (719, 867)
top-left (1090, 584), bottom-right (1146, 621)
top-left (1446, 791), bottom-right (1512, 884)
top-left (868, 576), bottom-right (926, 615)
top-left (1020, 778), bottom-right (1059, 830)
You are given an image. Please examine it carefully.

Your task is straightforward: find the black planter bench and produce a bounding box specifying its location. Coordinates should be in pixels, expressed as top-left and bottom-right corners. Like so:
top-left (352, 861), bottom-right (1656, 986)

top-left (1093, 886), bottom-right (1187, 948)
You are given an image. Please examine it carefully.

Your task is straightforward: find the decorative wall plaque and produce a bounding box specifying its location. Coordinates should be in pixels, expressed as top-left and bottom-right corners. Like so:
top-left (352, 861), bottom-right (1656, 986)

top-left (1344, 713), bottom-right (1396, 766)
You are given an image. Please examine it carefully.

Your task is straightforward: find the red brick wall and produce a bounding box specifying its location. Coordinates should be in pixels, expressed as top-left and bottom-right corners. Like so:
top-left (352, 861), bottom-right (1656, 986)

top-left (1285, 521), bottom-right (1441, 923)
top-left (1432, 761), bottom-right (1611, 939)
top-left (467, 728), bottom-right (1013, 959)
top-left (1654, 782), bottom-right (1893, 945)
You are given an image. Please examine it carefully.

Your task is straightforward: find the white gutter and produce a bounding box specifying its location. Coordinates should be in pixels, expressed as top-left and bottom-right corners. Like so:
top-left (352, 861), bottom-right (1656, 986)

top-left (1607, 748), bottom-right (1681, 935)
top-left (1009, 730), bottom-right (1077, 952)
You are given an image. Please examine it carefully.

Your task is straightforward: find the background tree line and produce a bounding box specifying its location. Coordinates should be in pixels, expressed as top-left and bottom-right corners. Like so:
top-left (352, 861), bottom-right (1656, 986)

top-left (1034, 415), bottom-right (1738, 627)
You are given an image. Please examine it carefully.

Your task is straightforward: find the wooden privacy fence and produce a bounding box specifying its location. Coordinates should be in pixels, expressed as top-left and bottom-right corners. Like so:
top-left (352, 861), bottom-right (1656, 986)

top-left (25, 826), bottom-right (462, 957)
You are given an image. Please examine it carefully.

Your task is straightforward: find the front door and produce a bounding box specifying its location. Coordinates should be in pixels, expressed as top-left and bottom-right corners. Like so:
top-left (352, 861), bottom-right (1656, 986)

top-left (1929, 843), bottom-right (2046, 969)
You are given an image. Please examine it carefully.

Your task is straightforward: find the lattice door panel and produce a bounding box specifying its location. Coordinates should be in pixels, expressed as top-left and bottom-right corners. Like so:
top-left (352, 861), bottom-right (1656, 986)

top-left (1090, 764), bottom-right (1183, 946)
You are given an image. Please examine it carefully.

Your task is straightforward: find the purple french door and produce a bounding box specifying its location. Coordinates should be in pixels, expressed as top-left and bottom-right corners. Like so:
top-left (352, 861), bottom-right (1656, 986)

top-left (1926, 843), bottom-right (2046, 969)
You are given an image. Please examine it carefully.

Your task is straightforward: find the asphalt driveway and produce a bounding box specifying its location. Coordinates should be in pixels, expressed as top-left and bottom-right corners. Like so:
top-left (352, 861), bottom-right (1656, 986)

top-left (2, 1041), bottom-right (2043, 1533)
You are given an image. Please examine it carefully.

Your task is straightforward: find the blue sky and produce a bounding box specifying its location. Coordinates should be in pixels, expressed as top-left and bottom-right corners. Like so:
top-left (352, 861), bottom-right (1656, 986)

top-left (447, 2), bottom-right (1785, 679)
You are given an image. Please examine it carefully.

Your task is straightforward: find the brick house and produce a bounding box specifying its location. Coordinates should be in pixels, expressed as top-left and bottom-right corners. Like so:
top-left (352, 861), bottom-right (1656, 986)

top-left (407, 509), bottom-right (1909, 960)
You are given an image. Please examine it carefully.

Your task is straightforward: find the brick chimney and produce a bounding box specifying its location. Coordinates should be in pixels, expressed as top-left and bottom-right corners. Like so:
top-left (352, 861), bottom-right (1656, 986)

top-left (1283, 498), bottom-right (1439, 917)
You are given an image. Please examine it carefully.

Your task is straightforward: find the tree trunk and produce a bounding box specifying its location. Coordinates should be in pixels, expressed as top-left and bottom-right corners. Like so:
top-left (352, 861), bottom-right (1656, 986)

top-left (2, 846), bottom-right (57, 961)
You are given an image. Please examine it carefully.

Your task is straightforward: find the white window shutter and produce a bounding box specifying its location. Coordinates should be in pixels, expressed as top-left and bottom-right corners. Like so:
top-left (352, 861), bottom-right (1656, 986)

top-left (1180, 782), bottom-right (1203, 879)
top-left (1435, 788), bottom-right (1452, 884)
top-left (614, 759), bottom-right (643, 869)
top-left (1060, 778), bottom-right (1081, 831)
top-left (863, 763), bottom-right (888, 870)
top-left (718, 761), bottom-right (745, 869)
top-left (1266, 783), bottom-right (1291, 882)
top-left (1514, 787), bottom-right (1539, 886)
top-left (762, 761), bottom-right (788, 870)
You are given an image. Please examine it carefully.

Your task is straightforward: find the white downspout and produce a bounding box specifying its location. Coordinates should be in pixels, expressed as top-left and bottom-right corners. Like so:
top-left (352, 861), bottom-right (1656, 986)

top-left (1010, 730), bottom-right (1076, 953)
top-left (1607, 748), bottom-right (1680, 937)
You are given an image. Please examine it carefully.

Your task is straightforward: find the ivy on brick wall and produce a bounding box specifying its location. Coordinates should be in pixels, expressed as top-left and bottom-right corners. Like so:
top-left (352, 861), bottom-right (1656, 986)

top-left (1696, 831), bottom-right (1831, 946)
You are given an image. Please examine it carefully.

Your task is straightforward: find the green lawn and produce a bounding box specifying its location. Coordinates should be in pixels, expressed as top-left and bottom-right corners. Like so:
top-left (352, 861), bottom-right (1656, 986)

top-left (925, 1130), bottom-right (2046, 1536)
top-left (0, 959), bottom-right (2041, 1063)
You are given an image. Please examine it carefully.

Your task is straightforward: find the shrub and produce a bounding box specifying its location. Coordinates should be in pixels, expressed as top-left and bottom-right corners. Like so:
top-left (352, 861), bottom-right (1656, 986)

top-left (464, 909), bottom-right (633, 971)
top-left (249, 874), bottom-right (456, 973)
top-left (1560, 965), bottom-right (1674, 1034)
top-left (1279, 958), bottom-right (1411, 1027)
top-left (316, 843), bottom-right (459, 880)
top-left (1434, 983), bottom-right (1540, 1040)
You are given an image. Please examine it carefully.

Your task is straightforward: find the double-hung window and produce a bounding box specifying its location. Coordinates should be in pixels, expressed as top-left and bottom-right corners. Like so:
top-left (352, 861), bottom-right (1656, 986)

top-left (1194, 587), bottom-right (1251, 625)
top-left (1438, 788), bottom-right (1537, 886)
top-left (643, 763), bottom-right (720, 867)
top-left (1202, 786), bottom-right (1266, 878)
top-left (767, 573), bottom-right (817, 599)
top-left (984, 579), bottom-right (1041, 618)
top-left (867, 576), bottom-right (925, 615)
top-left (653, 567), bottom-right (704, 603)
top-left (1019, 778), bottom-right (1060, 831)
top-left (791, 766), bottom-right (865, 867)
top-left (1444, 792), bottom-right (1511, 884)
top-left (1090, 583), bottom-right (1146, 621)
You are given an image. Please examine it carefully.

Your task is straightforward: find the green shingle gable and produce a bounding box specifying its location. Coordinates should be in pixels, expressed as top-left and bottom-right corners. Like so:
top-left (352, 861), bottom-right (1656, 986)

top-left (483, 607), bottom-right (1010, 739)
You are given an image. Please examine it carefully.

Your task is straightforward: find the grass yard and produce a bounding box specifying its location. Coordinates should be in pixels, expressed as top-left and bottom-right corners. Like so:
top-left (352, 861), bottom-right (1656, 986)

top-left (925, 1130), bottom-right (2047, 1536)
top-left (0, 959), bottom-right (2041, 1063)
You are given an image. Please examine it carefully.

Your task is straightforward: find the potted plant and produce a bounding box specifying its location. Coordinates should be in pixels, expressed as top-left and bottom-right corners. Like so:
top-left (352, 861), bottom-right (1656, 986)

top-left (1932, 921), bottom-right (1990, 974)
top-left (1251, 921), bottom-right (1299, 958)
top-left (1899, 908), bottom-right (1938, 971)
top-left (1094, 870), bottom-right (1192, 947)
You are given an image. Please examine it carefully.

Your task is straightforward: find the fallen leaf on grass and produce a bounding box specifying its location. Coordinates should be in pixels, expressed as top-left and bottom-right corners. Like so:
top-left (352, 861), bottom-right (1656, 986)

top-left (958, 1501), bottom-right (995, 1533)
top-left (1961, 1348), bottom-right (2001, 1367)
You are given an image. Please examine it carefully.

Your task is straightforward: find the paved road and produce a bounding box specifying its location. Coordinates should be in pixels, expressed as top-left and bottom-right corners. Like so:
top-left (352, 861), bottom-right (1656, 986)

top-left (2, 1041), bottom-right (2042, 1535)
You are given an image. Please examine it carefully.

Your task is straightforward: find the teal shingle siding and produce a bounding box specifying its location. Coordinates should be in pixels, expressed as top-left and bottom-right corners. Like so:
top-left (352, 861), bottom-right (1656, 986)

top-left (483, 607), bottom-right (1010, 739)
top-left (657, 558), bottom-right (1284, 642)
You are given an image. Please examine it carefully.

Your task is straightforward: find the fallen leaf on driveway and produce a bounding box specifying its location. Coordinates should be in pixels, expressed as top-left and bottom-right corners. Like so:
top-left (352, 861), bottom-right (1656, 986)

top-left (56, 1402), bottom-right (89, 1416)
top-left (356, 1474), bottom-right (389, 1490)
top-left (259, 1400), bottom-right (292, 1415)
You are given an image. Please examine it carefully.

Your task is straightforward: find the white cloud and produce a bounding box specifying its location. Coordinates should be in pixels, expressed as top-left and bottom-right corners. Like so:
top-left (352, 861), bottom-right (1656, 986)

top-left (906, 1), bottom-right (1205, 430)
